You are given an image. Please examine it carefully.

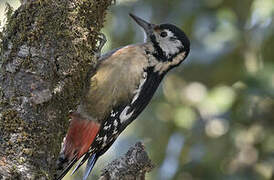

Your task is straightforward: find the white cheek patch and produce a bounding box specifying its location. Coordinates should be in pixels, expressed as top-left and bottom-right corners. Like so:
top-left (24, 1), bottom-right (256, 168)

top-left (157, 30), bottom-right (182, 58)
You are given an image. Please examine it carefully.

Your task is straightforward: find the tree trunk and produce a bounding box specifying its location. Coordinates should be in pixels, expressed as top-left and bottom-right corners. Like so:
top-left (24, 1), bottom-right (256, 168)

top-left (0, 0), bottom-right (113, 179)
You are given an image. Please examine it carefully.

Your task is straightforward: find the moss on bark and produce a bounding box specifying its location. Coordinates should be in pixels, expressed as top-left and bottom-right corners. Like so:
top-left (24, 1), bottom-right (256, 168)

top-left (0, 0), bottom-right (113, 179)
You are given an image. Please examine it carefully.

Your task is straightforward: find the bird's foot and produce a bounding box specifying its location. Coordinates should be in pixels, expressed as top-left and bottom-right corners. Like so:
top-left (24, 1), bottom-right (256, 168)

top-left (93, 32), bottom-right (107, 59)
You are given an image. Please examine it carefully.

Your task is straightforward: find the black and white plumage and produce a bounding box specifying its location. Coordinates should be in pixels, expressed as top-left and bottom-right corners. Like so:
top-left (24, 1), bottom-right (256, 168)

top-left (56, 13), bottom-right (190, 180)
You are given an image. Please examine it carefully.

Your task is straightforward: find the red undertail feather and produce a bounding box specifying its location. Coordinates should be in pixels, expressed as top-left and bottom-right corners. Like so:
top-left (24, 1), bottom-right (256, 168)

top-left (63, 112), bottom-right (100, 160)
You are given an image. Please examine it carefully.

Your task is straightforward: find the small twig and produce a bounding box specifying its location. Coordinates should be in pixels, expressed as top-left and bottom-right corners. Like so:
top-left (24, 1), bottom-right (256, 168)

top-left (99, 142), bottom-right (155, 180)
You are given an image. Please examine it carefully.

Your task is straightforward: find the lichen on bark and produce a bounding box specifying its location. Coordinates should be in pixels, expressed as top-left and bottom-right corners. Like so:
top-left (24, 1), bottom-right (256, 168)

top-left (100, 142), bottom-right (154, 180)
top-left (0, 0), bottom-right (113, 179)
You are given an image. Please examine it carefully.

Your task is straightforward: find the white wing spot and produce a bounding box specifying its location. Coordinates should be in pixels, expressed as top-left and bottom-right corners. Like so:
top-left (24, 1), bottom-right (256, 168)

top-left (103, 124), bottom-right (111, 130)
top-left (131, 72), bottom-right (147, 104)
top-left (119, 106), bottom-right (134, 123)
top-left (96, 136), bottom-right (103, 142)
top-left (110, 110), bottom-right (118, 117)
top-left (113, 129), bottom-right (118, 135)
top-left (102, 135), bottom-right (108, 147)
top-left (114, 119), bottom-right (118, 127)
top-left (143, 72), bottom-right (147, 78)
top-left (157, 30), bottom-right (182, 58)
top-left (103, 135), bottom-right (107, 142)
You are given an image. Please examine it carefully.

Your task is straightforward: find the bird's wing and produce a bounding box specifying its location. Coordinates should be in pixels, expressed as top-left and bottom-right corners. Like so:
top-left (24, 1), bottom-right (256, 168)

top-left (98, 47), bottom-right (122, 61)
top-left (70, 66), bottom-right (164, 179)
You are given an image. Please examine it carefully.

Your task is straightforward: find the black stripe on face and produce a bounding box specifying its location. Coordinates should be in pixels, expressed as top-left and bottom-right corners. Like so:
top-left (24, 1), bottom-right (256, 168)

top-left (150, 34), bottom-right (184, 63)
top-left (150, 34), bottom-right (167, 62)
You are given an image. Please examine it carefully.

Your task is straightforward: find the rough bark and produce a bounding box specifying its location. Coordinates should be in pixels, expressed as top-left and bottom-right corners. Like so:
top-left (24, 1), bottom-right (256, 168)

top-left (99, 142), bottom-right (154, 180)
top-left (0, 0), bottom-right (113, 179)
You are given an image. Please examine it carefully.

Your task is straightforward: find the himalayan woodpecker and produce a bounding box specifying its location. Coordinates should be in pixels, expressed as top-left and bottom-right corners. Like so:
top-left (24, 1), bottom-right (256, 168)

top-left (56, 13), bottom-right (190, 180)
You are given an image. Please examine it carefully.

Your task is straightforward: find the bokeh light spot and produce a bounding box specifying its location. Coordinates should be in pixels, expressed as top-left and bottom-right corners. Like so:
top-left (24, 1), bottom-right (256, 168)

top-left (174, 107), bottom-right (197, 130)
top-left (205, 118), bottom-right (229, 138)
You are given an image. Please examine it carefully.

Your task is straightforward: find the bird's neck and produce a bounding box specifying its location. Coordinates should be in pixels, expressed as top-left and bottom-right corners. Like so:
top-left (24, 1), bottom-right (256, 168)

top-left (141, 42), bottom-right (186, 74)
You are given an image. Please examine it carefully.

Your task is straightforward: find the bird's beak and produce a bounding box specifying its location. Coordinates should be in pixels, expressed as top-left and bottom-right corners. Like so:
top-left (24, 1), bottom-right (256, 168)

top-left (129, 13), bottom-right (156, 36)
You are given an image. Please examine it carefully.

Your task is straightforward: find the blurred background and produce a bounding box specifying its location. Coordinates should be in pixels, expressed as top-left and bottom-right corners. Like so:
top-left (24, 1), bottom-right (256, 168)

top-left (1, 0), bottom-right (274, 179)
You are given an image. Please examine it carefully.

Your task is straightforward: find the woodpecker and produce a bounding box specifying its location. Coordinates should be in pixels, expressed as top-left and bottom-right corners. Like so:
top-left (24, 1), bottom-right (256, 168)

top-left (56, 13), bottom-right (190, 180)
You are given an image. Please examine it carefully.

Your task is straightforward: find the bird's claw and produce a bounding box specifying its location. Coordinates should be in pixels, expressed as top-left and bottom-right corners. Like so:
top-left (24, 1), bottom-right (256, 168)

top-left (93, 32), bottom-right (107, 58)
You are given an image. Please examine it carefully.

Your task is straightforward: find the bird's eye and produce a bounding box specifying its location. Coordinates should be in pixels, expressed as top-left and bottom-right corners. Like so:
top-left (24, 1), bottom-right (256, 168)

top-left (160, 31), bottom-right (168, 38)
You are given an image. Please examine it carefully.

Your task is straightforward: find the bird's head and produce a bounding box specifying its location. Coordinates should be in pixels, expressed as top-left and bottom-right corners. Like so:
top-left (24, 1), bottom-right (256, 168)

top-left (130, 13), bottom-right (190, 64)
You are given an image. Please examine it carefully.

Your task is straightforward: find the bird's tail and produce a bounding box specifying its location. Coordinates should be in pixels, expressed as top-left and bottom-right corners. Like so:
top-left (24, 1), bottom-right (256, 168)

top-left (83, 153), bottom-right (99, 180)
top-left (56, 112), bottom-right (100, 180)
